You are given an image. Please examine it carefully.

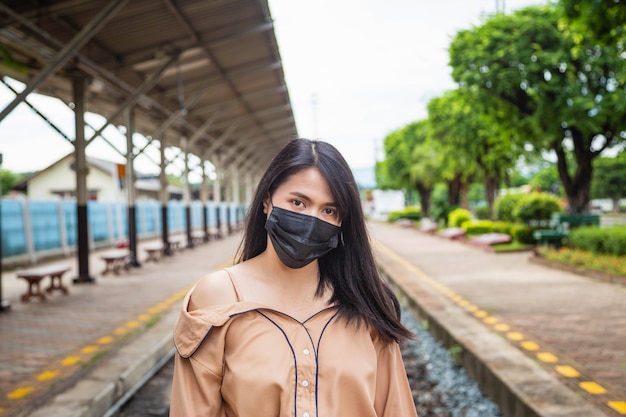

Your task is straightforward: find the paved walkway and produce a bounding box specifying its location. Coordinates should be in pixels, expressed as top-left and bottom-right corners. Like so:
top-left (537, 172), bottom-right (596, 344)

top-left (0, 232), bottom-right (242, 417)
top-left (0, 221), bottom-right (624, 417)
top-left (369, 221), bottom-right (625, 417)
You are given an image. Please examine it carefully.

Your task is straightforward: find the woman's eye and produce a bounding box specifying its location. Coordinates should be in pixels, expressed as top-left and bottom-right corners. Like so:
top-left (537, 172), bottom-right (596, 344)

top-left (292, 200), bottom-right (304, 207)
top-left (323, 208), bottom-right (337, 216)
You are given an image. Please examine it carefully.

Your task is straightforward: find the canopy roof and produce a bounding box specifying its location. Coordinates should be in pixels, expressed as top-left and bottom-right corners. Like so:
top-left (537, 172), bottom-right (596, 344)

top-left (0, 0), bottom-right (297, 171)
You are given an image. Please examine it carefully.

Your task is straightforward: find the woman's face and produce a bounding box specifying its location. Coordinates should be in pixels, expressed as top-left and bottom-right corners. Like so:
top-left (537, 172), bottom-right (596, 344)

top-left (264, 168), bottom-right (341, 226)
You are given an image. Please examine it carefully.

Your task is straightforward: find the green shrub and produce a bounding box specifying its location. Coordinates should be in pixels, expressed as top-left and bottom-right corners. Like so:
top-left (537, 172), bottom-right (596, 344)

top-left (473, 205), bottom-right (491, 220)
top-left (494, 193), bottom-right (525, 222)
top-left (513, 192), bottom-right (563, 223)
top-left (448, 208), bottom-right (472, 228)
top-left (509, 223), bottom-right (536, 244)
top-left (387, 206), bottom-right (422, 222)
top-left (463, 220), bottom-right (511, 236)
top-left (569, 225), bottom-right (626, 256)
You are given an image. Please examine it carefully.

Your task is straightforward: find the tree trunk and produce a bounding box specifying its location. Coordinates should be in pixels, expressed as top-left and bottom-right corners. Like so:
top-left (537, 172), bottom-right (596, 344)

top-left (416, 184), bottom-right (432, 217)
top-left (484, 174), bottom-right (499, 220)
top-left (553, 129), bottom-right (594, 214)
top-left (447, 174), bottom-right (462, 207)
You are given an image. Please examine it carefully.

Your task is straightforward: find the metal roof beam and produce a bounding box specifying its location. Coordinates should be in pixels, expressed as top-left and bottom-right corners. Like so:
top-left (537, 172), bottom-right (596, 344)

top-left (0, 0), bottom-right (130, 122)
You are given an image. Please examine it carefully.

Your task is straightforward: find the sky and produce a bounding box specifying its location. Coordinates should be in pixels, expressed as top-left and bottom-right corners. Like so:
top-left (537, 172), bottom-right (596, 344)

top-left (0, 0), bottom-right (546, 181)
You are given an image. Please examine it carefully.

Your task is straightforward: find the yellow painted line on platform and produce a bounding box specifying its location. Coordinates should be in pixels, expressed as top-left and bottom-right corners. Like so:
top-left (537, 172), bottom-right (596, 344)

top-left (113, 327), bottom-right (127, 335)
top-left (61, 356), bottom-right (81, 366)
top-left (372, 239), bottom-right (626, 414)
top-left (493, 323), bottom-right (510, 332)
top-left (37, 370), bottom-right (60, 381)
top-left (80, 345), bottom-right (99, 354)
top-left (137, 313), bottom-right (151, 321)
top-left (520, 341), bottom-right (540, 351)
top-left (506, 332), bottom-right (525, 341)
top-left (608, 401), bottom-right (626, 414)
top-left (126, 320), bottom-right (140, 328)
top-left (555, 365), bottom-right (580, 378)
top-left (97, 336), bottom-right (114, 345)
top-left (6, 387), bottom-right (33, 400)
top-left (536, 352), bottom-right (559, 363)
top-left (579, 381), bottom-right (607, 395)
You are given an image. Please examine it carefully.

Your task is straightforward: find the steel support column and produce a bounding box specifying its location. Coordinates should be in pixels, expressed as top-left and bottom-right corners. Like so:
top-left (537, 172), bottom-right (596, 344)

top-left (72, 76), bottom-right (95, 284)
top-left (159, 140), bottom-right (172, 256)
top-left (126, 108), bottom-right (140, 267)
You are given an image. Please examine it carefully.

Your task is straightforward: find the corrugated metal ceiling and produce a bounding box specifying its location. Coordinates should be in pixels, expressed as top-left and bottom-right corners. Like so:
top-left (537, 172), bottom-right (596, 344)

top-left (0, 0), bottom-right (297, 171)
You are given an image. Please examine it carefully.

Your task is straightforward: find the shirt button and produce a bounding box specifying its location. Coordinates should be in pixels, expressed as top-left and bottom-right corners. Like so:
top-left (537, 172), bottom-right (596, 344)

top-left (303, 413), bottom-right (310, 417)
top-left (303, 348), bottom-right (310, 355)
top-left (302, 380), bottom-right (309, 387)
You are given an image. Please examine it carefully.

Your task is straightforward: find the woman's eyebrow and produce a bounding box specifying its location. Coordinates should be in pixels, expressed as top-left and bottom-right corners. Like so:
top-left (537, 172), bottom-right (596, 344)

top-left (289, 191), bottom-right (337, 206)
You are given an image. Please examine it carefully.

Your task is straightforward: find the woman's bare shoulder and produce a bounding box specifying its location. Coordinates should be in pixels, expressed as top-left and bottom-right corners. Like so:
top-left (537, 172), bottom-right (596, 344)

top-left (188, 269), bottom-right (238, 311)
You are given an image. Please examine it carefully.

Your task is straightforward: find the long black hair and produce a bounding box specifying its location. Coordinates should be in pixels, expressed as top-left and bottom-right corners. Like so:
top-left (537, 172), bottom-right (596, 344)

top-left (236, 138), bottom-right (413, 344)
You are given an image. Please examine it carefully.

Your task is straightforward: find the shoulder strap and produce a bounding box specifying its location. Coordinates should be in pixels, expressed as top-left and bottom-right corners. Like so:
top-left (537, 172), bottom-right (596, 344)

top-left (223, 267), bottom-right (244, 302)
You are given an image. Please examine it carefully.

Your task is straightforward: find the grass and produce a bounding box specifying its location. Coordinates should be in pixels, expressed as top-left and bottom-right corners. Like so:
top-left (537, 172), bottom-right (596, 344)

top-left (492, 241), bottom-right (534, 253)
top-left (537, 246), bottom-right (626, 277)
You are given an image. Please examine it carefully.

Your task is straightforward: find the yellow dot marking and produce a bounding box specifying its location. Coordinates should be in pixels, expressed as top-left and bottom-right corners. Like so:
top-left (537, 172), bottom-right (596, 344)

top-left (7, 386), bottom-right (34, 400)
top-left (61, 356), bottom-right (81, 366)
top-left (138, 314), bottom-right (151, 321)
top-left (520, 341), bottom-right (540, 351)
top-left (474, 310), bottom-right (488, 318)
top-left (37, 370), bottom-right (60, 381)
top-left (459, 300), bottom-right (471, 307)
top-left (608, 401), bottom-right (626, 414)
top-left (126, 321), bottom-right (140, 328)
top-left (157, 303), bottom-right (169, 310)
top-left (579, 381), bottom-right (606, 395)
top-left (506, 332), bottom-right (524, 341)
top-left (114, 327), bottom-right (127, 335)
top-left (97, 336), bottom-right (114, 344)
top-left (80, 346), bottom-right (99, 354)
top-left (493, 323), bottom-right (510, 331)
top-left (537, 352), bottom-right (559, 363)
top-left (483, 317), bottom-right (498, 324)
top-left (466, 305), bottom-right (479, 313)
top-left (555, 365), bottom-right (580, 378)
top-left (148, 307), bottom-right (160, 314)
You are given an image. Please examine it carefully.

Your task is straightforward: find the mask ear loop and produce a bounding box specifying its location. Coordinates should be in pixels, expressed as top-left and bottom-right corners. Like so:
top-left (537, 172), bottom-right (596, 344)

top-left (340, 230), bottom-right (345, 246)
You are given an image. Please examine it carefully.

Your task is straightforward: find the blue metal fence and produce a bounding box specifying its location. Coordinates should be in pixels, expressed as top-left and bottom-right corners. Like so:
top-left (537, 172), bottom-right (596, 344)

top-left (1, 198), bottom-right (245, 265)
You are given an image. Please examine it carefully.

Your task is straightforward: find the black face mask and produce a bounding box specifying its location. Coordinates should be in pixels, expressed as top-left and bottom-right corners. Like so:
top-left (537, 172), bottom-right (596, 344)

top-left (265, 206), bottom-right (341, 269)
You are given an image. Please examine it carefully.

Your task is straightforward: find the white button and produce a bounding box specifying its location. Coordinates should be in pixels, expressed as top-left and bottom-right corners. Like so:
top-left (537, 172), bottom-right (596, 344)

top-left (303, 348), bottom-right (310, 355)
top-left (302, 380), bottom-right (309, 387)
top-left (303, 413), bottom-right (310, 417)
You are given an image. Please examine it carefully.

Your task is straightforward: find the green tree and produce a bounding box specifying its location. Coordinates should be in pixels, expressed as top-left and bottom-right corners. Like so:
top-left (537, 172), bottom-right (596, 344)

top-left (408, 121), bottom-right (441, 217)
top-left (0, 169), bottom-right (21, 194)
top-left (529, 165), bottom-right (562, 195)
top-left (427, 88), bottom-right (522, 218)
top-left (591, 153), bottom-right (626, 212)
top-left (449, 5), bottom-right (626, 213)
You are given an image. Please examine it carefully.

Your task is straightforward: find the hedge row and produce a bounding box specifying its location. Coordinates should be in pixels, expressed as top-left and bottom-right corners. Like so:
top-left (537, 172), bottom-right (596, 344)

top-left (388, 206), bottom-right (422, 222)
top-left (568, 225), bottom-right (626, 256)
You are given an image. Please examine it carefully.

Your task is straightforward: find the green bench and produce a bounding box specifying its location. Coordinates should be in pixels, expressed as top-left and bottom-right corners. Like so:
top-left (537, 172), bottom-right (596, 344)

top-left (533, 213), bottom-right (600, 248)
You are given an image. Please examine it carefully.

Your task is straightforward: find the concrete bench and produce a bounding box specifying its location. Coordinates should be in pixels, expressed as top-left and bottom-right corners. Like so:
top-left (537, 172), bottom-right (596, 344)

top-left (100, 250), bottom-right (131, 275)
top-left (437, 227), bottom-right (466, 240)
top-left (16, 265), bottom-right (70, 302)
top-left (191, 231), bottom-right (207, 245)
top-left (143, 242), bottom-right (164, 262)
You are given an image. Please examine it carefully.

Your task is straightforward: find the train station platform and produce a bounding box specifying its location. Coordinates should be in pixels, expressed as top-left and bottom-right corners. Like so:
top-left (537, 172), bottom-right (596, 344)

top-left (0, 221), bottom-right (624, 417)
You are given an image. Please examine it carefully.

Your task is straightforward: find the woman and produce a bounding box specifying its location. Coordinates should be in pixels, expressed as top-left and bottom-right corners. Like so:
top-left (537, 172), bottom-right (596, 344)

top-left (170, 139), bottom-right (418, 417)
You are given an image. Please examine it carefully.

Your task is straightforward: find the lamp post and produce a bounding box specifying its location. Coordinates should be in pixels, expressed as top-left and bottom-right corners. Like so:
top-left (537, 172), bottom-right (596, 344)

top-left (0, 153), bottom-right (11, 312)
